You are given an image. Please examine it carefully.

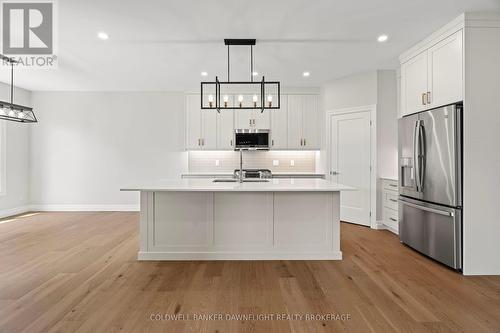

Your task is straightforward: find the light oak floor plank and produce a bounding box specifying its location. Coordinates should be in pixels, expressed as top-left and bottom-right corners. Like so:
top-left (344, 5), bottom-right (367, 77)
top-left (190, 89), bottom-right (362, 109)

top-left (0, 212), bottom-right (499, 332)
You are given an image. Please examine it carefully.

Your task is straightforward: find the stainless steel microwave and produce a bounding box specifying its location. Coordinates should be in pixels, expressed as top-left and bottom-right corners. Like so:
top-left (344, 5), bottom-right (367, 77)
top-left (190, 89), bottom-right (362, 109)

top-left (234, 129), bottom-right (270, 150)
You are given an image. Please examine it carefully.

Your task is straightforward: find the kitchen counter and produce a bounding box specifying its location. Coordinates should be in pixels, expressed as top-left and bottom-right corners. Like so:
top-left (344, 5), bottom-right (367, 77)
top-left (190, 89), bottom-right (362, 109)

top-left (121, 178), bottom-right (351, 192)
top-left (181, 173), bottom-right (326, 179)
top-left (123, 179), bottom-right (351, 261)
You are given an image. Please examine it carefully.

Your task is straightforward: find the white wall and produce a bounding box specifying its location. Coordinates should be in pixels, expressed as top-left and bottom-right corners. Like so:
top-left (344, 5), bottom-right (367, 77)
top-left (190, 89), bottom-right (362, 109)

top-left (30, 91), bottom-right (187, 209)
top-left (320, 70), bottom-right (398, 221)
top-left (321, 71), bottom-right (378, 111)
top-left (463, 26), bottom-right (500, 275)
top-left (0, 82), bottom-right (32, 217)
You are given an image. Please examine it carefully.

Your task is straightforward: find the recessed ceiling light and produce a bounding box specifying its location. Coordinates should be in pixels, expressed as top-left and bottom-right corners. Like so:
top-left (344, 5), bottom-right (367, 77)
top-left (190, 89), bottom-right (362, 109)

top-left (302, 71), bottom-right (310, 77)
top-left (97, 32), bottom-right (109, 40)
top-left (377, 34), bottom-right (388, 42)
top-left (201, 71), bottom-right (208, 76)
top-left (252, 71), bottom-right (258, 76)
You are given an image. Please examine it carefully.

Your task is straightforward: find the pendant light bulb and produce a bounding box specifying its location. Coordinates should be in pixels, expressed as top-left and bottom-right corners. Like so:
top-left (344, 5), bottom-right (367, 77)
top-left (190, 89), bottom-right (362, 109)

top-left (238, 95), bottom-right (243, 107)
top-left (8, 109), bottom-right (15, 117)
top-left (267, 94), bottom-right (273, 107)
top-left (0, 108), bottom-right (5, 116)
top-left (18, 111), bottom-right (25, 119)
top-left (252, 94), bottom-right (258, 107)
top-left (223, 95), bottom-right (229, 108)
top-left (208, 94), bottom-right (214, 108)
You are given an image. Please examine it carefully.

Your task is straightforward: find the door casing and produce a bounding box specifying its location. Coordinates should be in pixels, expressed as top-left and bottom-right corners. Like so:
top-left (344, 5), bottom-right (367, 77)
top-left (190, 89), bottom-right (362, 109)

top-left (326, 105), bottom-right (378, 229)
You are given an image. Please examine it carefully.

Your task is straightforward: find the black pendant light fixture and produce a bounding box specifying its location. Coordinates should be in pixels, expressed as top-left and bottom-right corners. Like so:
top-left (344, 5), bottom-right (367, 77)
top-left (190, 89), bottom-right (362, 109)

top-left (201, 39), bottom-right (280, 113)
top-left (0, 55), bottom-right (37, 123)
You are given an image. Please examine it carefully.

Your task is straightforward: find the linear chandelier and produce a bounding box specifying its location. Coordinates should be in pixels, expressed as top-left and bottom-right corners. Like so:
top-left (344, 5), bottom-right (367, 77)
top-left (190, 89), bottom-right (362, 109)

top-left (201, 39), bottom-right (280, 112)
top-left (0, 55), bottom-right (37, 123)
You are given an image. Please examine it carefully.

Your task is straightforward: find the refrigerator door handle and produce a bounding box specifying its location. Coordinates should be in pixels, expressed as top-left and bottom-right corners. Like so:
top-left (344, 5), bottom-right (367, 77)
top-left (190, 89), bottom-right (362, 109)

top-left (399, 199), bottom-right (454, 217)
top-left (418, 121), bottom-right (426, 192)
top-left (413, 120), bottom-right (420, 192)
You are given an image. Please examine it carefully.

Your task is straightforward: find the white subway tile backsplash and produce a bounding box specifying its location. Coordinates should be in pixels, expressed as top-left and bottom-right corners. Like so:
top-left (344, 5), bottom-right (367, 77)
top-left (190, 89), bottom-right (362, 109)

top-left (188, 151), bottom-right (317, 173)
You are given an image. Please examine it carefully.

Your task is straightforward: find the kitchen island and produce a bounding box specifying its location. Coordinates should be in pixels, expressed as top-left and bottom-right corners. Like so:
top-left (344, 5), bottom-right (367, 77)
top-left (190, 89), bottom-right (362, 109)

top-left (122, 179), bottom-right (352, 260)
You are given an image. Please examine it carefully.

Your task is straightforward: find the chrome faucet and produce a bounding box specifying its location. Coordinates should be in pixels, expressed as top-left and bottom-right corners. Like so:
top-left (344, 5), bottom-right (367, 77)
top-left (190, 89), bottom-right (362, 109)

top-left (238, 149), bottom-right (244, 183)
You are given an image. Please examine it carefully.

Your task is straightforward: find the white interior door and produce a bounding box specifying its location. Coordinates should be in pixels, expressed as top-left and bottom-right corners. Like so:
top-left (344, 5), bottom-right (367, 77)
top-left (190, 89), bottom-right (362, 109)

top-left (330, 111), bottom-right (371, 226)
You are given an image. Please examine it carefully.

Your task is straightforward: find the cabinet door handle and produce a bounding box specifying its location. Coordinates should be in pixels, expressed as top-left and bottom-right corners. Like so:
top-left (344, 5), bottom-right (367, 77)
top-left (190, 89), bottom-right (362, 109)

top-left (230, 139), bottom-right (233, 146)
top-left (201, 138), bottom-right (204, 146)
top-left (300, 139), bottom-right (303, 146)
top-left (390, 199), bottom-right (398, 203)
top-left (421, 93), bottom-right (427, 105)
top-left (426, 91), bottom-right (431, 105)
top-left (272, 139), bottom-right (274, 146)
top-left (304, 138), bottom-right (306, 146)
top-left (390, 218), bottom-right (397, 222)
top-left (198, 138), bottom-right (201, 146)
top-left (249, 119), bottom-right (251, 126)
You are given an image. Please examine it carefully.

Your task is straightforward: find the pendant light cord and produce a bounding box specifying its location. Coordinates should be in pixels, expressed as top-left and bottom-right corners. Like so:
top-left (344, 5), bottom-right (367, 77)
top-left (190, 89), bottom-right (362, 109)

top-left (251, 45), bottom-right (253, 82)
top-left (10, 61), bottom-right (14, 106)
top-left (227, 45), bottom-right (230, 82)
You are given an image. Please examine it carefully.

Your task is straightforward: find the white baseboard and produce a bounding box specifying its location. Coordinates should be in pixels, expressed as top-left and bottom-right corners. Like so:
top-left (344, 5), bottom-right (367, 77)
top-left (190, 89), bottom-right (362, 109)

top-left (29, 204), bottom-right (140, 212)
top-left (138, 251), bottom-right (343, 261)
top-left (0, 206), bottom-right (30, 219)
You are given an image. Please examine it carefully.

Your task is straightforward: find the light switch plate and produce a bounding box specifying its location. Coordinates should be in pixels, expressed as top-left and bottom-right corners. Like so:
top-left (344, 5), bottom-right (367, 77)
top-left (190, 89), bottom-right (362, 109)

top-left (273, 160), bottom-right (279, 166)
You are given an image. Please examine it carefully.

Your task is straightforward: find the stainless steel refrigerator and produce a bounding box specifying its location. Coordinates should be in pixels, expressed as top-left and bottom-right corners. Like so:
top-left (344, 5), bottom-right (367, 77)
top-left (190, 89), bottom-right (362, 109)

top-left (398, 104), bottom-right (462, 270)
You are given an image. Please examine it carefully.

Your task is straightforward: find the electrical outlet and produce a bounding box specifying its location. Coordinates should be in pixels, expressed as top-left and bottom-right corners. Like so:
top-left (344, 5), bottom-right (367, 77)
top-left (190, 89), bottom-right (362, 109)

top-left (273, 160), bottom-right (279, 166)
top-left (215, 159), bottom-right (220, 166)
top-left (290, 160), bottom-right (295, 167)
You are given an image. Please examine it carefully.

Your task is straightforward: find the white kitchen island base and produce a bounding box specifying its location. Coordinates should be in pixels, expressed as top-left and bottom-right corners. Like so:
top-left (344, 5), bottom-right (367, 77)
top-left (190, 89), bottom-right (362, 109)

top-left (138, 191), bottom-right (341, 260)
top-left (122, 179), bottom-right (352, 261)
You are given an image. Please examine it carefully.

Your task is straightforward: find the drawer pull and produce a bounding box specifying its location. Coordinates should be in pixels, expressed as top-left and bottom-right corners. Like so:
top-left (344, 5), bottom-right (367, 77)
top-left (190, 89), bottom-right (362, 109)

top-left (390, 218), bottom-right (397, 222)
top-left (389, 184), bottom-right (398, 187)
top-left (389, 199), bottom-right (398, 203)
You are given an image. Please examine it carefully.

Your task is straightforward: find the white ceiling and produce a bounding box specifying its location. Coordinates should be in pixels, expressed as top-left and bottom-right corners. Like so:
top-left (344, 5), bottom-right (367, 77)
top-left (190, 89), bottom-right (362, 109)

top-left (1, 0), bottom-right (499, 92)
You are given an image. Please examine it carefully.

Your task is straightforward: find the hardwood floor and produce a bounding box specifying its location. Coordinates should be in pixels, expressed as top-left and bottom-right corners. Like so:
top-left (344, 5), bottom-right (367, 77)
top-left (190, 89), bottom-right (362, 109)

top-left (1, 212), bottom-right (499, 333)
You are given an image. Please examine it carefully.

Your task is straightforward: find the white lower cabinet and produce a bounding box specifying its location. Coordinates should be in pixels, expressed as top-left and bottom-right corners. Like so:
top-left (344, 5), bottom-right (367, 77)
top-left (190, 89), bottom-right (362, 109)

top-left (381, 178), bottom-right (399, 234)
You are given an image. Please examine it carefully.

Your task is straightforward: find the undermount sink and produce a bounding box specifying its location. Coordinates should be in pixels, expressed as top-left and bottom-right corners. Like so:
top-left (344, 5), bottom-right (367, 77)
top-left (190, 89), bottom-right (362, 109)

top-left (212, 179), bottom-right (270, 183)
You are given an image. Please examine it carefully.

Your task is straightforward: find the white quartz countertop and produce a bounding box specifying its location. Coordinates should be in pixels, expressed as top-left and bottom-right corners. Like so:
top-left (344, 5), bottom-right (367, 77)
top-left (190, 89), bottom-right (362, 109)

top-left (121, 178), bottom-right (353, 192)
top-left (181, 172), bottom-right (326, 178)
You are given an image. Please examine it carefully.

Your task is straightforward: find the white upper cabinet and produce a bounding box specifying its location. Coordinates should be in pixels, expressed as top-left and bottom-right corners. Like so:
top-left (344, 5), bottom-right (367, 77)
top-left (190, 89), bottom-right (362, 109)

top-left (254, 109), bottom-right (270, 129)
top-left (301, 95), bottom-right (319, 149)
top-left (186, 93), bottom-right (319, 150)
top-left (287, 95), bottom-right (303, 149)
top-left (202, 109), bottom-right (217, 149)
top-left (287, 95), bottom-right (320, 150)
top-left (401, 51), bottom-right (429, 116)
top-left (427, 30), bottom-right (463, 109)
top-left (185, 94), bottom-right (218, 150)
top-left (234, 94), bottom-right (270, 130)
top-left (217, 104), bottom-right (234, 150)
top-left (186, 94), bottom-right (202, 150)
top-left (400, 29), bottom-right (463, 117)
top-left (270, 95), bottom-right (288, 149)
